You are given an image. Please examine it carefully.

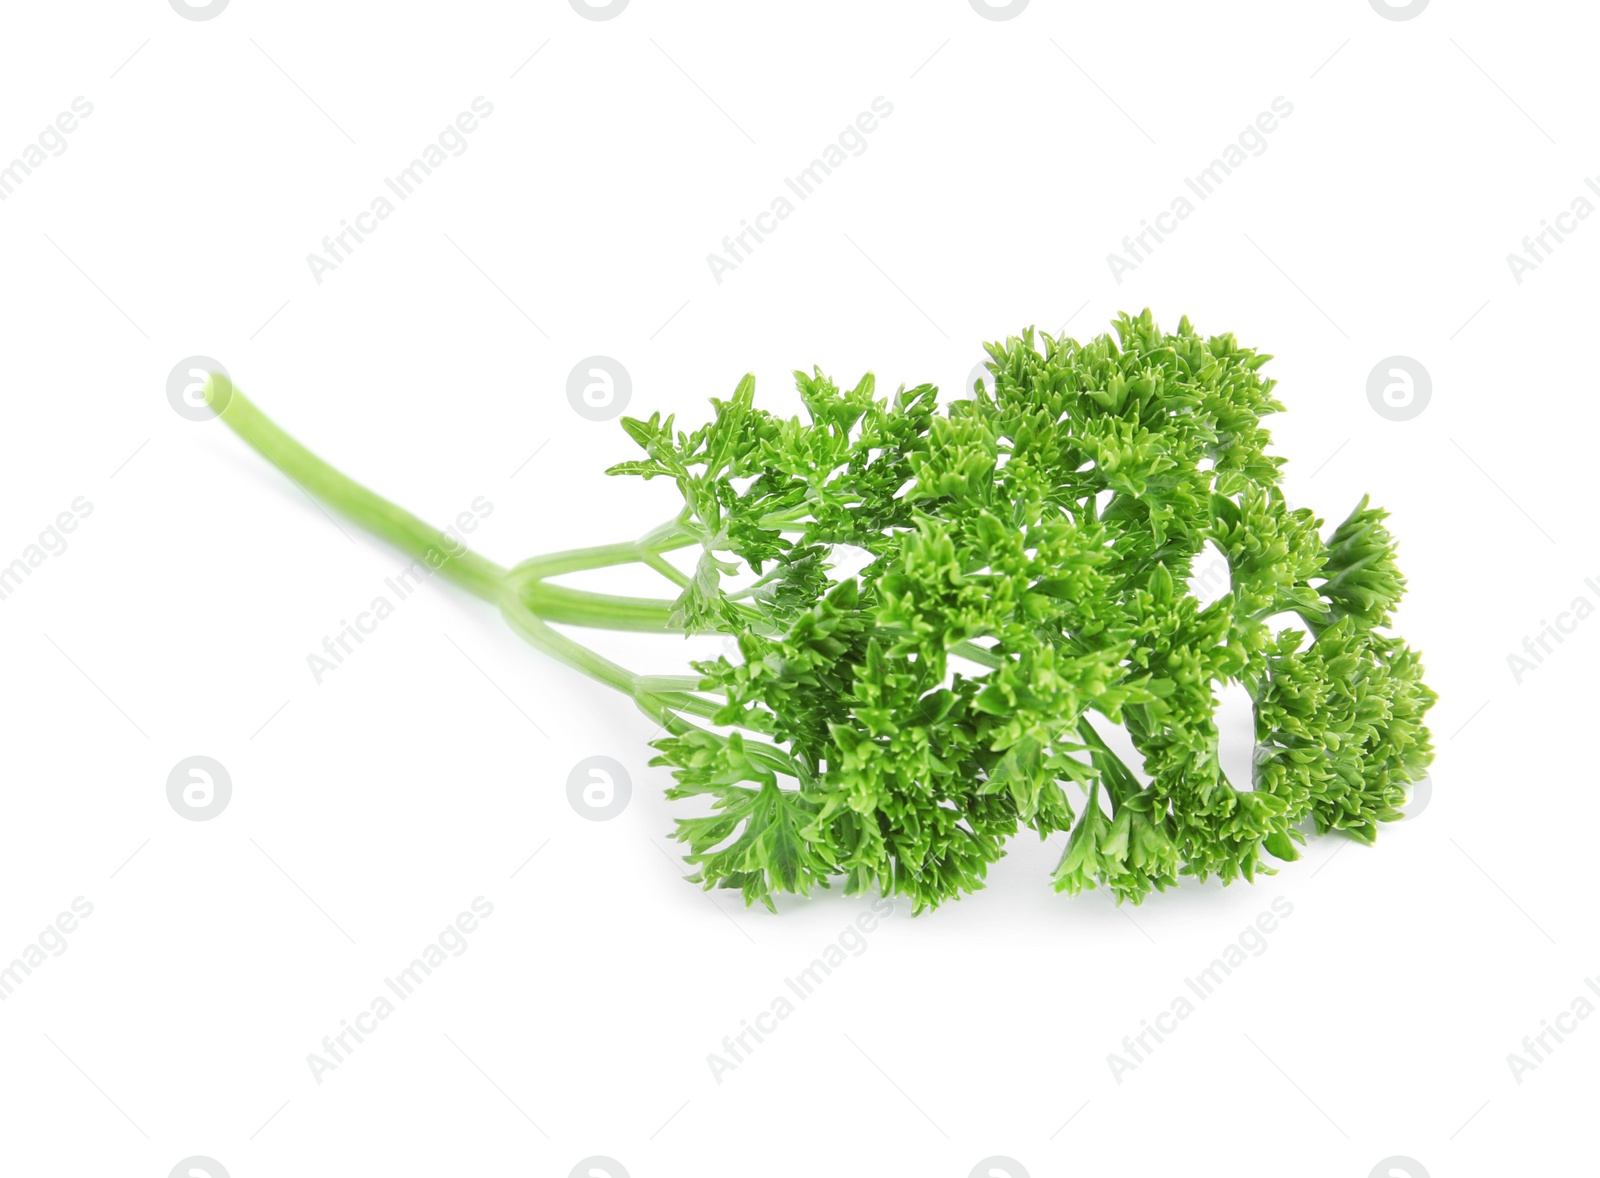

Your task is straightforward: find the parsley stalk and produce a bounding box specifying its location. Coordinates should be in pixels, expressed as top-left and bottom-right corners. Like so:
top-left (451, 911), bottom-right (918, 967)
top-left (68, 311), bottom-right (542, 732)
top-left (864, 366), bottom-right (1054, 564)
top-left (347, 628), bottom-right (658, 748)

top-left (204, 377), bottom-right (714, 729)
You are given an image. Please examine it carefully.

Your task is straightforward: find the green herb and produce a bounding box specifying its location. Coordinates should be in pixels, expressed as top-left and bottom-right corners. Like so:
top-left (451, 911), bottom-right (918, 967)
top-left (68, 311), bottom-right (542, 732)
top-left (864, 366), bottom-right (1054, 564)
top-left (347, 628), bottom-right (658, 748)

top-left (206, 311), bottom-right (1436, 911)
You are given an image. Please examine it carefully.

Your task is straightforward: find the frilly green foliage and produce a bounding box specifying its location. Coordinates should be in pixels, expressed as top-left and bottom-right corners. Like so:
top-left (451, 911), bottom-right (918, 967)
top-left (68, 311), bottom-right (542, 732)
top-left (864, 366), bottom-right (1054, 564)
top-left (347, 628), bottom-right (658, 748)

top-left (614, 311), bottom-right (1436, 911)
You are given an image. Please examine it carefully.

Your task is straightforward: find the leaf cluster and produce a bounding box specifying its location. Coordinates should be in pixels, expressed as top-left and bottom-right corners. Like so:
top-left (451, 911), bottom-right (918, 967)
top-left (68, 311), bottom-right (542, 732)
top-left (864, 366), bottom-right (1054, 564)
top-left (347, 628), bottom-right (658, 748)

top-left (612, 311), bottom-right (1437, 911)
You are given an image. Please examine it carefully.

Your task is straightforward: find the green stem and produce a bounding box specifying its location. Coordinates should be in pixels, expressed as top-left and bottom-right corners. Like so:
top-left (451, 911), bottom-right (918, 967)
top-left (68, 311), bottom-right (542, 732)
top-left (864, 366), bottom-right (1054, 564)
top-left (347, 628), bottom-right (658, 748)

top-left (204, 376), bottom-right (796, 774)
top-left (508, 519), bottom-right (696, 581)
top-left (209, 376), bottom-right (510, 602)
top-left (1076, 716), bottom-right (1143, 807)
top-left (207, 375), bottom-right (685, 673)
top-left (518, 582), bottom-right (678, 631)
top-left (499, 599), bottom-right (639, 695)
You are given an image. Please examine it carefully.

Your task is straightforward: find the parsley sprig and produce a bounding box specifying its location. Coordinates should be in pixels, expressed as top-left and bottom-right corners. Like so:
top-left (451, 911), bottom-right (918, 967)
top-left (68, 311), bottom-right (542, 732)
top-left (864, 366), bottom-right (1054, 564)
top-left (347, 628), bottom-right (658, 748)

top-left (208, 311), bottom-right (1435, 911)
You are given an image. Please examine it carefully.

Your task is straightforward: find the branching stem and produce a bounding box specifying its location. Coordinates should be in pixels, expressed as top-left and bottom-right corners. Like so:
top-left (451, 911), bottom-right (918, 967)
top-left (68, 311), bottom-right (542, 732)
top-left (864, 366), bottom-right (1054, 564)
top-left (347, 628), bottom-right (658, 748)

top-left (207, 377), bottom-right (717, 721)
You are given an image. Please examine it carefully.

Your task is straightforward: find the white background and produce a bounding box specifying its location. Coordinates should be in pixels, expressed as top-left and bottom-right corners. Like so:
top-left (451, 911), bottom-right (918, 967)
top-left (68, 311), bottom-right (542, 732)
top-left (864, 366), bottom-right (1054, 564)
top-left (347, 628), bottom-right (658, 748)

top-left (0, 1), bottom-right (1593, 1176)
